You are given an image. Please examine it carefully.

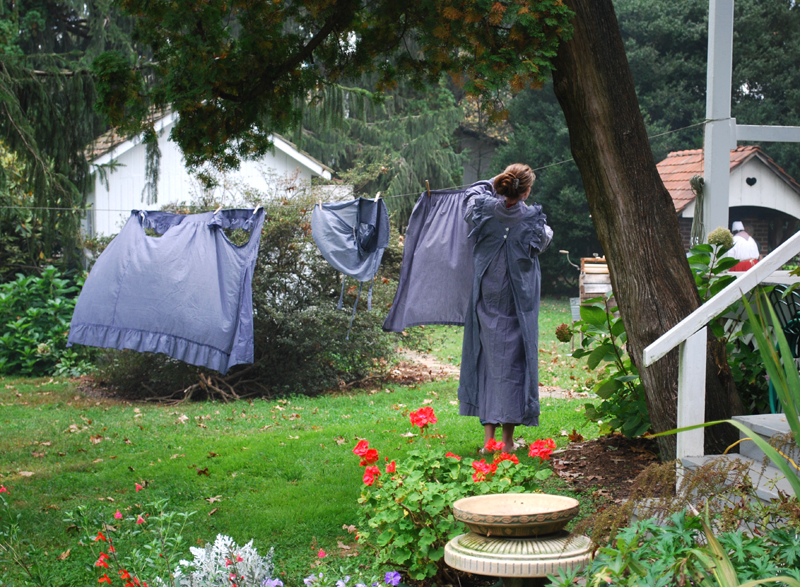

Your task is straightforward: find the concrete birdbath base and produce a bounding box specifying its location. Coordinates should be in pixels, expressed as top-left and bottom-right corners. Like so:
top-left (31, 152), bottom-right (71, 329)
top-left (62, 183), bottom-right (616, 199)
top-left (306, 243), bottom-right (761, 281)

top-left (444, 494), bottom-right (591, 586)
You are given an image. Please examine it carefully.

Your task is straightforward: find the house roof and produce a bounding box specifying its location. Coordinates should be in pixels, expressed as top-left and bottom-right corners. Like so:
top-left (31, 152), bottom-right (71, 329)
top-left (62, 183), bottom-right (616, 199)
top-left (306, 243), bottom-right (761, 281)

top-left (87, 110), bottom-right (333, 179)
top-left (657, 146), bottom-right (800, 212)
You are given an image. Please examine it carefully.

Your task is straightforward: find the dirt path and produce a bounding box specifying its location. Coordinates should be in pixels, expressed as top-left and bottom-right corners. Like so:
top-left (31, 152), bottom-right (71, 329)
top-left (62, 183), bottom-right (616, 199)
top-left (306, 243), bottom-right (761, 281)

top-left (398, 349), bottom-right (591, 400)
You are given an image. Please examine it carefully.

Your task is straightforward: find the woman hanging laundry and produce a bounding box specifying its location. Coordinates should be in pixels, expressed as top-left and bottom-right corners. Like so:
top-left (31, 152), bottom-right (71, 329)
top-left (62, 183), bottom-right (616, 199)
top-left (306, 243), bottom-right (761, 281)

top-left (458, 164), bottom-right (553, 451)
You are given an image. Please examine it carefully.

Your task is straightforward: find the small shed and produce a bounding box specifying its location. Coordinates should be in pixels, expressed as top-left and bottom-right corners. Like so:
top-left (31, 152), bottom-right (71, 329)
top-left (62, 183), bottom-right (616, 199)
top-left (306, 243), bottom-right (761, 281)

top-left (657, 146), bottom-right (800, 253)
top-left (85, 111), bottom-right (334, 237)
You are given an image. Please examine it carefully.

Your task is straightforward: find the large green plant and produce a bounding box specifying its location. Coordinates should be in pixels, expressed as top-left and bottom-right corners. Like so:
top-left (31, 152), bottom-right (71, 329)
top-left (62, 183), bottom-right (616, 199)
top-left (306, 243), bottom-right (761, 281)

top-left (0, 267), bottom-right (93, 376)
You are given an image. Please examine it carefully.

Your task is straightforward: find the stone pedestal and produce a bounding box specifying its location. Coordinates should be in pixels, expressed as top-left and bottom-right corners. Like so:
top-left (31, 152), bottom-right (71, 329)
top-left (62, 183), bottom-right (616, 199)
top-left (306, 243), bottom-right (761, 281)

top-left (444, 531), bottom-right (592, 579)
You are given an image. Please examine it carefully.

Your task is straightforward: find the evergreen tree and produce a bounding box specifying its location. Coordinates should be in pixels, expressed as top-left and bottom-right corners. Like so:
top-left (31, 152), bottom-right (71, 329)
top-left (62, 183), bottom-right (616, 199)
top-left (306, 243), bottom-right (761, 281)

top-left (0, 0), bottom-right (137, 275)
top-left (301, 80), bottom-right (466, 226)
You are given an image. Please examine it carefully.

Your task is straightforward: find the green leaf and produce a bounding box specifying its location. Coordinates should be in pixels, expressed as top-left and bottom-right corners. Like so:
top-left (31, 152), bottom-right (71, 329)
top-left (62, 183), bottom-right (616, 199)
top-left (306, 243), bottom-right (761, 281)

top-left (587, 344), bottom-right (615, 370)
top-left (594, 378), bottom-right (623, 399)
top-left (580, 305), bottom-right (608, 327)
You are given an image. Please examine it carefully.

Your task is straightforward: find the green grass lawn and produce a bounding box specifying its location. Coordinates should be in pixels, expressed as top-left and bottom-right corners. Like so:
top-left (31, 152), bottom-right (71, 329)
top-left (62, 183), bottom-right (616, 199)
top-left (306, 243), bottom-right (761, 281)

top-left (0, 296), bottom-right (600, 586)
top-left (0, 370), bottom-right (598, 586)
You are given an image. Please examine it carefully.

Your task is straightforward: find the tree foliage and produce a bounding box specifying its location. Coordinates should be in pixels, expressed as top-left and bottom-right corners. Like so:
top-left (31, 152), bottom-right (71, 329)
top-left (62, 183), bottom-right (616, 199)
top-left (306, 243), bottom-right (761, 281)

top-left (300, 80), bottom-right (466, 227)
top-left (97, 0), bottom-right (574, 171)
top-left (0, 0), bottom-right (136, 274)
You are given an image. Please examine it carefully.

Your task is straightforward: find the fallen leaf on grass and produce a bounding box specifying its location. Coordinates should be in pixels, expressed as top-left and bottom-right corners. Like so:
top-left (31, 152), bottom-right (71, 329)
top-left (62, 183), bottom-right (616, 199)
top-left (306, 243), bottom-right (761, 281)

top-left (207, 452), bottom-right (219, 458)
top-left (92, 459), bottom-right (103, 463)
top-left (39, 441), bottom-right (52, 446)
top-left (400, 432), bottom-right (416, 438)
top-left (422, 399), bottom-right (433, 404)
top-left (196, 467), bottom-right (209, 476)
top-left (337, 541), bottom-right (351, 550)
top-left (205, 495), bottom-right (223, 503)
top-left (57, 549), bottom-right (71, 560)
top-left (58, 452), bottom-right (66, 456)
top-left (449, 401), bottom-right (458, 406)
top-left (19, 471), bottom-right (34, 477)
top-left (208, 508), bottom-right (218, 516)
top-left (197, 423), bottom-right (208, 429)
top-left (89, 435), bottom-right (104, 444)
top-left (64, 424), bottom-right (86, 434)
top-left (170, 454), bottom-right (185, 459)
top-left (176, 414), bottom-right (189, 424)
top-left (259, 425), bottom-right (273, 431)
top-left (568, 429), bottom-right (584, 443)
top-left (335, 437), bottom-right (347, 445)
top-left (342, 525), bottom-right (357, 534)
top-left (587, 475), bottom-right (603, 481)
top-left (288, 435), bottom-right (299, 440)
top-left (32, 452), bottom-right (45, 458)
top-left (124, 438), bottom-right (132, 445)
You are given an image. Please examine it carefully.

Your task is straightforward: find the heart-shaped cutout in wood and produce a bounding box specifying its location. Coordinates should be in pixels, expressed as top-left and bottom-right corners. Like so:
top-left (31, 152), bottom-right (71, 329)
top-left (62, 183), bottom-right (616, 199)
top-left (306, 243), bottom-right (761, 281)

top-left (746, 177), bottom-right (757, 186)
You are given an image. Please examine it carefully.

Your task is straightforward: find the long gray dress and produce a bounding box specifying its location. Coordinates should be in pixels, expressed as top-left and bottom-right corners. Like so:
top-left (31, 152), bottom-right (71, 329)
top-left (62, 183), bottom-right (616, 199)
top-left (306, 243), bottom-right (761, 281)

top-left (458, 181), bottom-right (552, 427)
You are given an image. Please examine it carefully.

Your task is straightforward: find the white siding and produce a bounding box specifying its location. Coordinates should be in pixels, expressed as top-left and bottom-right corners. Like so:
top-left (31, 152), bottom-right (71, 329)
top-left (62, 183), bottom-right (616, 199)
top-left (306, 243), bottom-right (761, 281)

top-left (86, 117), bottom-right (330, 236)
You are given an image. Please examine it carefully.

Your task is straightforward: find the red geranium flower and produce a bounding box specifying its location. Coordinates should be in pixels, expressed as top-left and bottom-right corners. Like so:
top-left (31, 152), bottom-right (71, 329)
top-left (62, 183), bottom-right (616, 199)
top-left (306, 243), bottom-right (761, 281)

top-left (409, 407), bottom-right (437, 431)
top-left (484, 439), bottom-right (505, 452)
top-left (361, 448), bottom-right (379, 465)
top-left (528, 439), bottom-right (556, 460)
top-left (471, 459), bottom-right (498, 482)
top-left (353, 440), bottom-right (369, 457)
top-left (445, 452), bottom-right (461, 461)
top-left (0, 485), bottom-right (8, 493)
top-left (386, 460), bottom-right (396, 473)
top-left (494, 452), bottom-right (519, 465)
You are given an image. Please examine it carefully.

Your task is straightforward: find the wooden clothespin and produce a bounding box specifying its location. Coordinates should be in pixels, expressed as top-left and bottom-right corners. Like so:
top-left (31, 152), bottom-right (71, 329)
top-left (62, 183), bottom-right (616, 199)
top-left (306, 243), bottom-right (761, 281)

top-left (318, 199), bottom-right (322, 209)
top-left (425, 180), bottom-right (431, 197)
top-left (252, 205), bottom-right (261, 215)
top-left (374, 191), bottom-right (381, 202)
top-left (214, 204), bottom-right (223, 214)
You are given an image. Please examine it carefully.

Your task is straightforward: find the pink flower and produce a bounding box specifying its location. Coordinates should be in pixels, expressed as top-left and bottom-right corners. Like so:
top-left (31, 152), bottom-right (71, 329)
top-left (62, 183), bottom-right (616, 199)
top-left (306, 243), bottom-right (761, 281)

top-left (445, 452), bottom-right (461, 461)
top-left (0, 485), bottom-right (8, 493)
top-left (318, 549), bottom-right (327, 558)
top-left (136, 515), bottom-right (145, 524)
top-left (352, 440), bottom-right (369, 457)
top-left (528, 439), bottom-right (556, 461)
top-left (484, 439), bottom-right (505, 452)
top-left (409, 407), bottom-right (437, 431)
top-left (494, 452), bottom-right (519, 465)
top-left (135, 483), bottom-right (144, 492)
top-left (386, 461), bottom-right (396, 473)
top-left (114, 510), bottom-right (123, 519)
top-left (226, 559), bottom-right (233, 567)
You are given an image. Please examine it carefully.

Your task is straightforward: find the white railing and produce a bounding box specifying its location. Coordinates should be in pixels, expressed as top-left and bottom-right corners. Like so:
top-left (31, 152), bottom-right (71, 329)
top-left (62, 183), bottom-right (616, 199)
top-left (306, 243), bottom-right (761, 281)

top-left (642, 231), bottom-right (800, 459)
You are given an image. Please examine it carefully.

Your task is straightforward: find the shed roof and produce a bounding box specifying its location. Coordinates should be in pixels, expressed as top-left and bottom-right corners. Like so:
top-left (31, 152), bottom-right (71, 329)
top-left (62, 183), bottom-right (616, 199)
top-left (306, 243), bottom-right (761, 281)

top-left (657, 146), bottom-right (800, 212)
top-left (87, 110), bottom-right (332, 177)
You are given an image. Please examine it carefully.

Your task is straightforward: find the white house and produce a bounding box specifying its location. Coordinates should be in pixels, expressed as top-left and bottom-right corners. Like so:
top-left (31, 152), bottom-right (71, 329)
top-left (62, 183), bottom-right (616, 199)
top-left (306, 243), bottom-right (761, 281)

top-left (85, 110), bottom-right (334, 237)
top-left (657, 146), bottom-right (800, 253)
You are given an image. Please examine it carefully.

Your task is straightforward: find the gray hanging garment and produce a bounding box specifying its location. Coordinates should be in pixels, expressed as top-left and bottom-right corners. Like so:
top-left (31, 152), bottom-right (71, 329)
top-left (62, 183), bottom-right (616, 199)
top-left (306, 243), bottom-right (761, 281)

top-left (67, 208), bottom-right (265, 374)
top-left (311, 198), bottom-right (390, 336)
top-left (382, 190), bottom-right (476, 332)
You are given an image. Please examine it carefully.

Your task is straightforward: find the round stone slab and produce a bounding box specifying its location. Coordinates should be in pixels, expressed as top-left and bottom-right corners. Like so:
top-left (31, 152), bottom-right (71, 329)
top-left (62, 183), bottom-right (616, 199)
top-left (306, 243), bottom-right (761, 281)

top-left (444, 531), bottom-right (592, 578)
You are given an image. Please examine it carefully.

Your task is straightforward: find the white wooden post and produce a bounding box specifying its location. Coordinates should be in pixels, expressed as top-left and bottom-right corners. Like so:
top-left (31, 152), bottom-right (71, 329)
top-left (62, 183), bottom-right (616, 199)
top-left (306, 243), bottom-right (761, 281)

top-left (703, 0), bottom-right (735, 239)
top-left (677, 327), bottom-right (707, 459)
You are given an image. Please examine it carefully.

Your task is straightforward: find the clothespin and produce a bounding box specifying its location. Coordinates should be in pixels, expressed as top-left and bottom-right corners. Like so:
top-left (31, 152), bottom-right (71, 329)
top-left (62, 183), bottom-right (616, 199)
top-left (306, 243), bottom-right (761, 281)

top-left (374, 191), bottom-right (381, 202)
top-left (214, 204), bottom-right (223, 214)
top-left (318, 199), bottom-right (322, 209)
top-left (425, 180), bottom-right (431, 197)
top-left (252, 205), bottom-right (261, 215)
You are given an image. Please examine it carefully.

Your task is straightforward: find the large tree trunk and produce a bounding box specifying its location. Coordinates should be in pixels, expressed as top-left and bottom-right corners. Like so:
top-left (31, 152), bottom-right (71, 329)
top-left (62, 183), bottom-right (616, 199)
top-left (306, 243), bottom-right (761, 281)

top-left (551, 0), bottom-right (744, 460)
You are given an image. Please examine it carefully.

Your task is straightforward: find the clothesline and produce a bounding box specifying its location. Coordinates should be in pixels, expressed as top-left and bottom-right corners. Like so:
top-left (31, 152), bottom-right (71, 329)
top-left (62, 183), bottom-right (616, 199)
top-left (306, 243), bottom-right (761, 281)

top-left (0, 119), bottom-right (709, 214)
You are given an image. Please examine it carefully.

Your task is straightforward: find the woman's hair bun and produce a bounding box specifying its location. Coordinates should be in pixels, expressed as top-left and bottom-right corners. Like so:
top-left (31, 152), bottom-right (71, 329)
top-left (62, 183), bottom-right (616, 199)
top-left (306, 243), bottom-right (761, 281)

top-left (494, 163), bottom-right (535, 200)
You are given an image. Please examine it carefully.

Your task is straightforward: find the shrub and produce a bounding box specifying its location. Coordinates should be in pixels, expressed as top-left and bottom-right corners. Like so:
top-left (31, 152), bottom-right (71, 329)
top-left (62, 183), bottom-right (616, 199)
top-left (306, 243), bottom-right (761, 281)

top-left (94, 177), bottom-right (403, 398)
top-left (0, 266), bottom-right (94, 376)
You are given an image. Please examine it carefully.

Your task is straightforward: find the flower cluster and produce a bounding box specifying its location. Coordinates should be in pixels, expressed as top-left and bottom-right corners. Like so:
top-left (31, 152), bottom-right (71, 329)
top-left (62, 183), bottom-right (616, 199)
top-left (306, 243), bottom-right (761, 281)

top-left (409, 407), bottom-right (437, 432)
top-left (352, 440), bottom-right (395, 486)
top-left (528, 438), bottom-right (556, 460)
top-left (93, 532), bottom-right (150, 587)
top-left (555, 323), bottom-right (573, 343)
top-left (471, 459), bottom-right (498, 482)
top-left (174, 534), bottom-right (276, 587)
top-left (303, 570), bottom-right (399, 587)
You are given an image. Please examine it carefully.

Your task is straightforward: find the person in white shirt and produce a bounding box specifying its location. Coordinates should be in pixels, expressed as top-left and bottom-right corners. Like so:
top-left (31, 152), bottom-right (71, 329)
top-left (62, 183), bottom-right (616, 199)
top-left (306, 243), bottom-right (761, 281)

top-left (729, 221), bottom-right (760, 261)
